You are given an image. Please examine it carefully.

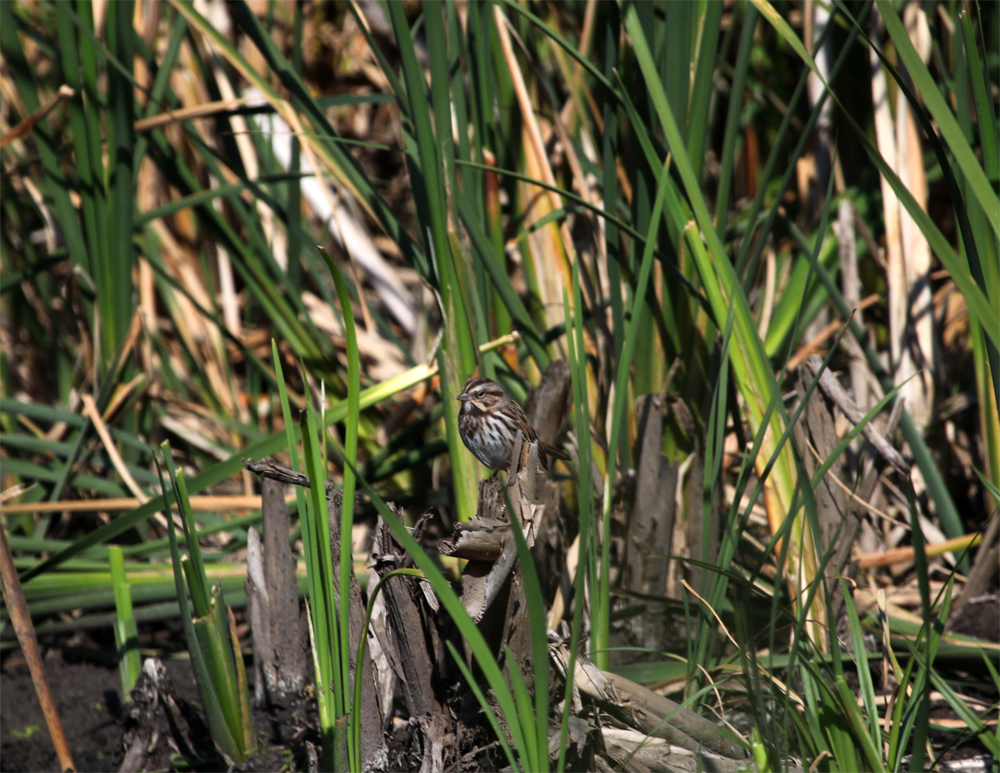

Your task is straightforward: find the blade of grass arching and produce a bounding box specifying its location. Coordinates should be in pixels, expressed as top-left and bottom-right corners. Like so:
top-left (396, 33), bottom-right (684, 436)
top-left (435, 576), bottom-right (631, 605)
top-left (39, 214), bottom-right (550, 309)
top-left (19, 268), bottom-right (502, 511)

top-left (930, 670), bottom-right (1000, 757)
top-left (19, 361), bottom-right (439, 581)
top-left (349, 568), bottom-right (424, 767)
top-left (499, 0), bottom-right (617, 98)
top-left (141, 137), bottom-right (322, 363)
top-left (596, 156), bottom-right (673, 670)
top-left (317, 248), bottom-right (358, 771)
top-left (623, 4), bottom-right (799, 524)
top-left (875, 0), bottom-right (999, 242)
top-left (714, 4), bottom-right (757, 235)
top-left (458, 197), bottom-right (550, 368)
top-left (455, 157), bottom-right (711, 314)
top-left (735, 0), bottom-right (868, 285)
top-left (760, 1), bottom-right (998, 347)
top-left (108, 546), bottom-right (140, 701)
top-left (216, 1), bottom-right (427, 279)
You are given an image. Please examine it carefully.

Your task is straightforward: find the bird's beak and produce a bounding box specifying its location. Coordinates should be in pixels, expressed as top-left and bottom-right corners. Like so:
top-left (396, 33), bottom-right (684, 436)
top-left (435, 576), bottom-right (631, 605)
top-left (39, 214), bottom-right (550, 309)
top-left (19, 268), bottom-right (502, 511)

top-left (457, 390), bottom-right (470, 402)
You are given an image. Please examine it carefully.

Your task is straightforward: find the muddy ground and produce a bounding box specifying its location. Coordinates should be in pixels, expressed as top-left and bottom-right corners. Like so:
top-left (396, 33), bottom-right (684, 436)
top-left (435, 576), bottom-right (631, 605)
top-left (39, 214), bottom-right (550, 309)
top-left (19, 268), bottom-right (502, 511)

top-left (2, 646), bottom-right (323, 772)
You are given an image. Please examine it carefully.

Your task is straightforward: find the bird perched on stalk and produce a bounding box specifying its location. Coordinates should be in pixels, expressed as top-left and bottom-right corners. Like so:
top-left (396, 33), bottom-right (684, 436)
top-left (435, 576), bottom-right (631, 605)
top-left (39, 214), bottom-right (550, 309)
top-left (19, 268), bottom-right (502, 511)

top-left (457, 377), bottom-right (569, 472)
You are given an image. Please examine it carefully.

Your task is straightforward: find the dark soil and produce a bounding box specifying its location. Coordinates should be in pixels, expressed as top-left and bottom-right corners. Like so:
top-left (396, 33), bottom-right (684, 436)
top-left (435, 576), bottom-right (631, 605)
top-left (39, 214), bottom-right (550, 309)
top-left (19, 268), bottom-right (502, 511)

top-left (1, 650), bottom-right (318, 772)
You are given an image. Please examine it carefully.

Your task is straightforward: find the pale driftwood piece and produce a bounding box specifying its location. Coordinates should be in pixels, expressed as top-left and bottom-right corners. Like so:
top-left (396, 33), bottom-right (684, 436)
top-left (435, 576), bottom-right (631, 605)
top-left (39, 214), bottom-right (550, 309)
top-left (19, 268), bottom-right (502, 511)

top-left (603, 727), bottom-right (749, 773)
top-left (449, 438), bottom-right (549, 627)
top-left (245, 527), bottom-right (276, 707)
top-left (261, 478), bottom-right (309, 696)
top-left (548, 633), bottom-right (746, 762)
top-left (803, 356), bottom-right (907, 475)
top-left (243, 476), bottom-right (308, 707)
top-left (437, 518), bottom-right (510, 561)
top-left (243, 457), bottom-right (337, 493)
top-left (462, 537), bottom-right (518, 623)
top-left (371, 512), bottom-right (451, 773)
top-left (449, 477), bottom-right (513, 622)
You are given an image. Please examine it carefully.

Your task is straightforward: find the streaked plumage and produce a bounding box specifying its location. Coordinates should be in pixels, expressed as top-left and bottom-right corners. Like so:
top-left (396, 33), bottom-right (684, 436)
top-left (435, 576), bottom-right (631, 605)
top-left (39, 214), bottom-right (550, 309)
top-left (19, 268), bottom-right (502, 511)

top-left (457, 377), bottom-right (568, 470)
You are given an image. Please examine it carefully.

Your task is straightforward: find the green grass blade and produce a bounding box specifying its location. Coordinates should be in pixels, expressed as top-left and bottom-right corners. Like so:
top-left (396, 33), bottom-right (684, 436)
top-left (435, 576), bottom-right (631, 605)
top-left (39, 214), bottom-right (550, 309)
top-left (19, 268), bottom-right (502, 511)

top-left (108, 545), bottom-right (141, 701)
top-left (595, 153), bottom-right (673, 666)
top-left (102, 0), bottom-right (136, 373)
top-left (317, 247), bottom-right (358, 770)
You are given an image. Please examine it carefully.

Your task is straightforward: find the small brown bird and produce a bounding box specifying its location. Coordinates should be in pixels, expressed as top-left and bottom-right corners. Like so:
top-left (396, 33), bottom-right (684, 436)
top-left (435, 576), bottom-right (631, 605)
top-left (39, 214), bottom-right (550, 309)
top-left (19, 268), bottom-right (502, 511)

top-left (457, 377), bottom-right (569, 470)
